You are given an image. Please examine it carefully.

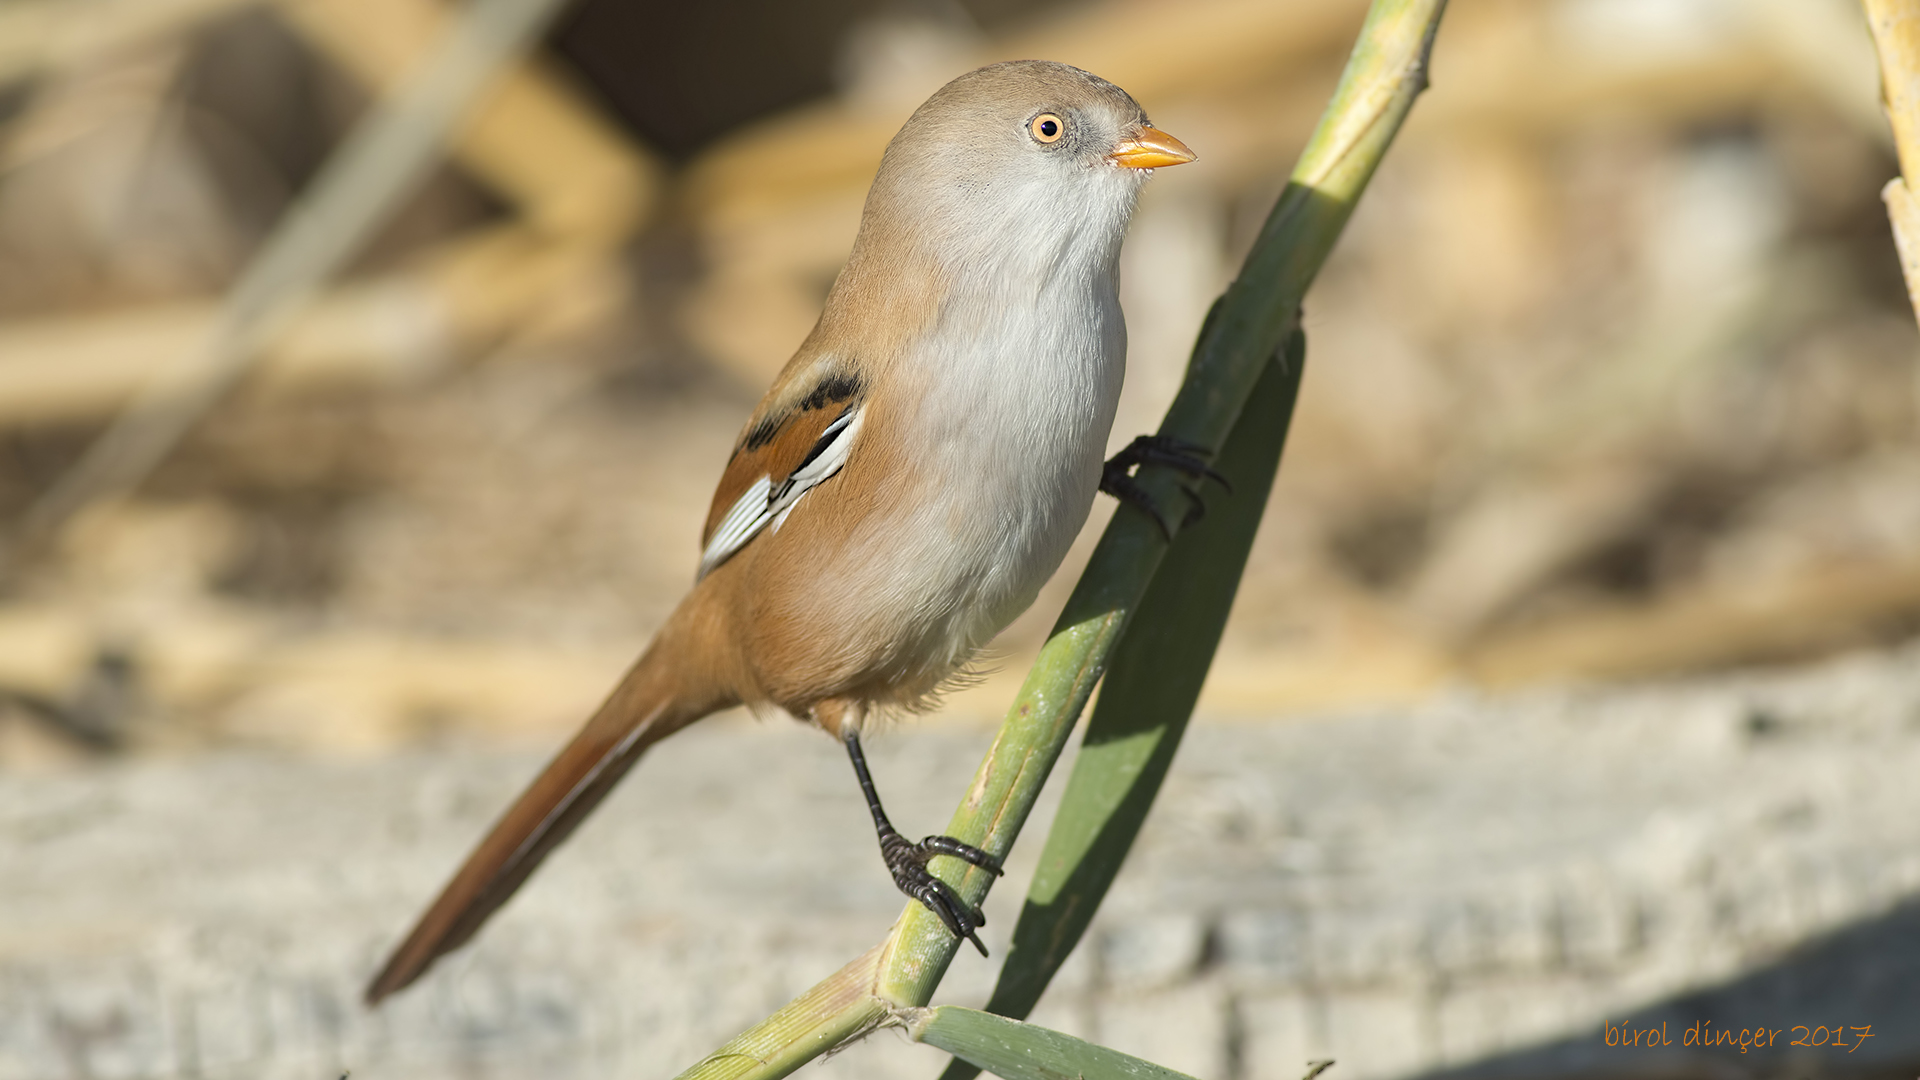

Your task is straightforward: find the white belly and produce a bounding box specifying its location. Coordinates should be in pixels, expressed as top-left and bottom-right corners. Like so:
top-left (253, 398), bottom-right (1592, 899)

top-left (865, 278), bottom-right (1128, 680)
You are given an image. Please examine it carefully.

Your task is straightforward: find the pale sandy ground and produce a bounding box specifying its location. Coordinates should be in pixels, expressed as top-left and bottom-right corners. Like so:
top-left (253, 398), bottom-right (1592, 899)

top-left (5, 640), bottom-right (1920, 1080)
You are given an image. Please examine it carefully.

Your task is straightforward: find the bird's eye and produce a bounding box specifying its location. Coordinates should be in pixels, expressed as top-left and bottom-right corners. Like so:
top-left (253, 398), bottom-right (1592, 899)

top-left (1029, 113), bottom-right (1065, 143)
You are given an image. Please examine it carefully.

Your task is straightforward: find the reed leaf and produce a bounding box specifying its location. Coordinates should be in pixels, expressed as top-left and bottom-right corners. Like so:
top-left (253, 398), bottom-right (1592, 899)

top-left (906, 1005), bottom-right (1204, 1080)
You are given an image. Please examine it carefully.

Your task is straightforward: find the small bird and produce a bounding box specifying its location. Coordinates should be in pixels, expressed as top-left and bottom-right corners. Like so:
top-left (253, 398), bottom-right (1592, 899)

top-left (365, 59), bottom-right (1197, 1004)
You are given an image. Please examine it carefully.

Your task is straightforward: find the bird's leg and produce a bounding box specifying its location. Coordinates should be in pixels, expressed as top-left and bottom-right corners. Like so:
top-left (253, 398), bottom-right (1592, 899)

top-left (842, 729), bottom-right (1003, 956)
top-left (1100, 434), bottom-right (1232, 540)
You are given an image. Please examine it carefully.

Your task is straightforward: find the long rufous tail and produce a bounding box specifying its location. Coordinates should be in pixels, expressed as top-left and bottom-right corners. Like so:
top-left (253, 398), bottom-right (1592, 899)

top-left (364, 597), bottom-right (736, 1004)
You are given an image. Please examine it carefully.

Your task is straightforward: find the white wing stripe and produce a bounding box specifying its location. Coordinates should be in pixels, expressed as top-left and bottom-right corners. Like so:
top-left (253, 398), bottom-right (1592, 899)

top-left (712, 475), bottom-right (772, 541)
top-left (696, 406), bottom-right (863, 579)
top-left (774, 409), bottom-right (861, 517)
top-left (697, 475), bottom-right (772, 580)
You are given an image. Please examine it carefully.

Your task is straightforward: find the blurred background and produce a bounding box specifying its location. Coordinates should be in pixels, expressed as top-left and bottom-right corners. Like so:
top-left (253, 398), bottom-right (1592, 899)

top-left (3, 0), bottom-right (1919, 1078)
top-left (1, 0), bottom-right (1913, 764)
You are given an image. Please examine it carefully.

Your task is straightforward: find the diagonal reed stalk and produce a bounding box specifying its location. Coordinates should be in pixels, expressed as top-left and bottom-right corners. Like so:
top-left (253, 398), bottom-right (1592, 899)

top-left (671, 3), bottom-right (1449, 1077)
top-left (952, 328), bottom-right (1305, 1071)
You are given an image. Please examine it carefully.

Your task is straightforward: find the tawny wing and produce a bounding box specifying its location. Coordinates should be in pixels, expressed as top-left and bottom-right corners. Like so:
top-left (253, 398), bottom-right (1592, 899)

top-left (698, 369), bottom-right (866, 578)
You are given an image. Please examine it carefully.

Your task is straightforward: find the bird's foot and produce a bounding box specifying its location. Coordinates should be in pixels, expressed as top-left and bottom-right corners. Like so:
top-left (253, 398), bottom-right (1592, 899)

top-left (878, 826), bottom-right (1003, 956)
top-left (1100, 435), bottom-right (1231, 540)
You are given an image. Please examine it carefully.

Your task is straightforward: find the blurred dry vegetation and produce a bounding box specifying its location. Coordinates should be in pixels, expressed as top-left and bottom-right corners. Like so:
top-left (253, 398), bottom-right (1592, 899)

top-left (0, 0), bottom-right (1914, 766)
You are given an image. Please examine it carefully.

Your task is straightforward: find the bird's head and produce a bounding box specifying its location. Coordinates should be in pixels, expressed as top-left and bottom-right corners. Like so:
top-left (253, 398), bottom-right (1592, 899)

top-left (857, 60), bottom-right (1195, 282)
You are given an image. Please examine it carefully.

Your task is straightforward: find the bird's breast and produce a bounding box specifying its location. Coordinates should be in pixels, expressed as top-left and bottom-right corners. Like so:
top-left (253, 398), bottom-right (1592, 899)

top-left (740, 258), bottom-right (1129, 709)
top-left (882, 273), bottom-right (1128, 650)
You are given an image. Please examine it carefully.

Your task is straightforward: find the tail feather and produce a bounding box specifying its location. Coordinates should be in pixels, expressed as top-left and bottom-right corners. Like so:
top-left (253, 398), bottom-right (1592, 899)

top-left (364, 633), bottom-right (723, 1004)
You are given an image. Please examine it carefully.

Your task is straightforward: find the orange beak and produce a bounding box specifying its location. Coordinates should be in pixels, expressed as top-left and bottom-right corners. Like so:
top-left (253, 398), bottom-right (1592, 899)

top-left (1108, 125), bottom-right (1196, 169)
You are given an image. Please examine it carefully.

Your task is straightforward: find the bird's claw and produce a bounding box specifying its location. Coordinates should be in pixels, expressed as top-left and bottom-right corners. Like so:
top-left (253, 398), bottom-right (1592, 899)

top-left (879, 827), bottom-right (1000, 956)
top-left (1100, 435), bottom-right (1230, 540)
top-left (918, 834), bottom-right (1005, 876)
top-left (1113, 435), bottom-right (1232, 490)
